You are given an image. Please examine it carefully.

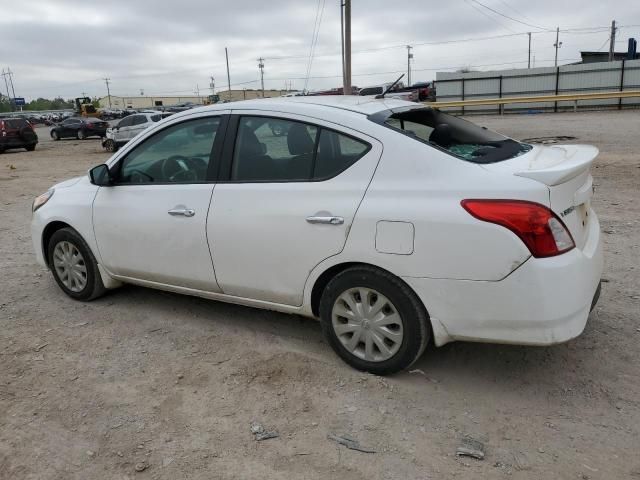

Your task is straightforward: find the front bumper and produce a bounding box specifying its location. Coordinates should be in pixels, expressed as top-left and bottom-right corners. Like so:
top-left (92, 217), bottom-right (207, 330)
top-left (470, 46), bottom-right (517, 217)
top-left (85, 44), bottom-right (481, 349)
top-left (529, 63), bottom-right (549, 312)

top-left (404, 212), bottom-right (604, 347)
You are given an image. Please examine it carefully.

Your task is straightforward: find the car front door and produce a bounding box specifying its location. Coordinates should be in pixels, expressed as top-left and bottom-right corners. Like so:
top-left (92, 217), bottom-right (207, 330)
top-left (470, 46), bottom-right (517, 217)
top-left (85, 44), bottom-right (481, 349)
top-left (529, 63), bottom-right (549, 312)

top-left (62, 119), bottom-right (79, 137)
top-left (92, 112), bottom-right (229, 291)
top-left (114, 116), bottom-right (133, 142)
top-left (207, 112), bottom-right (382, 305)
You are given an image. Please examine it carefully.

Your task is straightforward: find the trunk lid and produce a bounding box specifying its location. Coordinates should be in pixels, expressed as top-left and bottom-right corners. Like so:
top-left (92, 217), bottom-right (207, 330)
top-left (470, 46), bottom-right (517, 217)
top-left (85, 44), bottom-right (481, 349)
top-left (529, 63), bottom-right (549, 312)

top-left (482, 144), bottom-right (598, 249)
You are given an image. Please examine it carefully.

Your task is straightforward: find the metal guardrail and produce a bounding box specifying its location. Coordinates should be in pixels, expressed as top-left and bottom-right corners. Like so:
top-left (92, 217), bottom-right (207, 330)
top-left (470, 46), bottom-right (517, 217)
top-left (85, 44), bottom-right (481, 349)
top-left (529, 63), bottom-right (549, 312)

top-left (427, 89), bottom-right (640, 109)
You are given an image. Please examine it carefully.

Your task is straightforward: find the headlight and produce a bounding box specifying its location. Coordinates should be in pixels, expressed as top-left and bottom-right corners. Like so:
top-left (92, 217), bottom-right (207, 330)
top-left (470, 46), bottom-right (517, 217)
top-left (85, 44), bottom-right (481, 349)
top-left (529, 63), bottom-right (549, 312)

top-left (32, 189), bottom-right (54, 213)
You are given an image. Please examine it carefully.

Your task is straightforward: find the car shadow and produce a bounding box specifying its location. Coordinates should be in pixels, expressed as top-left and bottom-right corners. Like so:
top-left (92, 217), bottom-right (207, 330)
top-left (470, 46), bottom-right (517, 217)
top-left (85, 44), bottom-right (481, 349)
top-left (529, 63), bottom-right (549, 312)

top-left (97, 283), bottom-right (598, 387)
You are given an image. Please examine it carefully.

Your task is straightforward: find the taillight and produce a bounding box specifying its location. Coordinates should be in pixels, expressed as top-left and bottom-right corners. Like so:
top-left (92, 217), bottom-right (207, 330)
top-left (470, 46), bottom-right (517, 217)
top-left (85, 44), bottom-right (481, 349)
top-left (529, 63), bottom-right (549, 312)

top-left (461, 199), bottom-right (575, 258)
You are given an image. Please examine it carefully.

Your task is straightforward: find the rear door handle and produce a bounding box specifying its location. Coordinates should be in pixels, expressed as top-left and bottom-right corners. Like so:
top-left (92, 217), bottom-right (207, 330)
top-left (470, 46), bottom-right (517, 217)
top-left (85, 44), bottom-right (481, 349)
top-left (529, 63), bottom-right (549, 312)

top-left (306, 216), bottom-right (344, 225)
top-left (168, 208), bottom-right (195, 217)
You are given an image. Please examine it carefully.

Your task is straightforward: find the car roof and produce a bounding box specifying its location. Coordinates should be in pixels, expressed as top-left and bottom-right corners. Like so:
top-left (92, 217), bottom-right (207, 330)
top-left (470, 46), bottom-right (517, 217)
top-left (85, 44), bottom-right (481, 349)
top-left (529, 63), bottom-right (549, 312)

top-left (176, 95), bottom-right (422, 118)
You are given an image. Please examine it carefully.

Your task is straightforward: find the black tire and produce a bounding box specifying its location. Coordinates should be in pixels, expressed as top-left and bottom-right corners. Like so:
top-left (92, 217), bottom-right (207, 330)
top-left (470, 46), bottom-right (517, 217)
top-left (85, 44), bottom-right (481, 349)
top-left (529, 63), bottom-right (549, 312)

top-left (103, 139), bottom-right (117, 152)
top-left (319, 266), bottom-right (430, 375)
top-left (47, 227), bottom-right (106, 301)
top-left (77, 129), bottom-right (87, 140)
top-left (51, 130), bottom-right (60, 141)
top-left (25, 144), bottom-right (36, 152)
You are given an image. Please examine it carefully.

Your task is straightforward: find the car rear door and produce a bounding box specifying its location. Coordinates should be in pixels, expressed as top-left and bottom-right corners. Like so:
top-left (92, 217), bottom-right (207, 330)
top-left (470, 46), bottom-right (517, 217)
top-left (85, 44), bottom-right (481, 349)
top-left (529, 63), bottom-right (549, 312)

top-left (206, 111), bottom-right (382, 306)
top-left (129, 114), bottom-right (151, 139)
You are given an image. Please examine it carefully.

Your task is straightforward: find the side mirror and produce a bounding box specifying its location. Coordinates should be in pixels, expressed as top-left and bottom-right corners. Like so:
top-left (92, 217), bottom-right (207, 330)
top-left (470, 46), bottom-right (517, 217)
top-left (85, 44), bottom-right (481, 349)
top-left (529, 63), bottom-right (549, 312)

top-left (89, 164), bottom-right (113, 186)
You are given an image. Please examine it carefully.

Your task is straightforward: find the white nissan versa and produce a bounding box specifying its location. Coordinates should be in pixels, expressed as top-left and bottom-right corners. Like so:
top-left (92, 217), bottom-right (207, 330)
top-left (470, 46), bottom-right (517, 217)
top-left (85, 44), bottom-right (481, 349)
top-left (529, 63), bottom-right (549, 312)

top-left (31, 96), bottom-right (603, 375)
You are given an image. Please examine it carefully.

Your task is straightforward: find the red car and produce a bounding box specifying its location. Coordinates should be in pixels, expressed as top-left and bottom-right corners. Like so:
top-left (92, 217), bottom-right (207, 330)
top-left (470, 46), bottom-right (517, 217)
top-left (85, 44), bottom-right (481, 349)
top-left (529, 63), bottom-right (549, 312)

top-left (0, 118), bottom-right (38, 153)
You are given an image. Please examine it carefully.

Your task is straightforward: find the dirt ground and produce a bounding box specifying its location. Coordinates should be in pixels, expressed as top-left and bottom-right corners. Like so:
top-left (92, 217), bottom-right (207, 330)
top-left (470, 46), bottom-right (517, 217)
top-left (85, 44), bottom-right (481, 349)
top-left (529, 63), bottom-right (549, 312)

top-left (1, 111), bottom-right (639, 480)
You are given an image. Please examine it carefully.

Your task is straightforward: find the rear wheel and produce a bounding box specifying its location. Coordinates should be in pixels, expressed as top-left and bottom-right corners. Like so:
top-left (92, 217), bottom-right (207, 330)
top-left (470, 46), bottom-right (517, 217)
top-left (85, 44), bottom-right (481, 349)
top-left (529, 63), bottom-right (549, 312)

top-left (77, 130), bottom-right (87, 140)
top-left (319, 266), bottom-right (430, 375)
top-left (25, 144), bottom-right (36, 152)
top-left (47, 227), bottom-right (106, 301)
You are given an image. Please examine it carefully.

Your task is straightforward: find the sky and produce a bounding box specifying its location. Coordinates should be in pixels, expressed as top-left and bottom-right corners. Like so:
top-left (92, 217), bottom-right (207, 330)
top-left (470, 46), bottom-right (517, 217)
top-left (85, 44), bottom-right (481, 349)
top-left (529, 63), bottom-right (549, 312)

top-left (1, 0), bottom-right (639, 101)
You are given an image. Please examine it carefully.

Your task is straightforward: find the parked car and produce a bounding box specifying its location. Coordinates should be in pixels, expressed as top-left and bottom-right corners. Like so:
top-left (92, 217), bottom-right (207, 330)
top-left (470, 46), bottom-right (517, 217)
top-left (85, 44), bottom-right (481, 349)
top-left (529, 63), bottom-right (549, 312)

top-left (359, 82), bottom-right (418, 102)
top-left (50, 117), bottom-right (109, 140)
top-left (0, 117), bottom-right (38, 153)
top-left (102, 112), bottom-right (173, 152)
top-left (31, 96), bottom-right (603, 375)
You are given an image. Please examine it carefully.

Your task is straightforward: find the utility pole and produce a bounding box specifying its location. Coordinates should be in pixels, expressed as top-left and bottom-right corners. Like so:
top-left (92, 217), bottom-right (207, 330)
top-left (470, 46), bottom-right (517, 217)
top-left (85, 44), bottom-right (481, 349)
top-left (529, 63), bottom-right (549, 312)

top-left (553, 27), bottom-right (562, 67)
top-left (608, 20), bottom-right (617, 62)
top-left (1, 69), bottom-right (12, 111)
top-left (225, 47), bottom-right (232, 101)
top-left (343, 0), bottom-right (352, 95)
top-left (103, 78), bottom-right (112, 108)
top-left (258, 57), bottom-right (265, 97)
top-left (407, 45), bottom-right (413, 85)
top-left (528, 32), bottom-right (532, 68)
top-left (341, 1), bottom-right (346, 92)
top-left (5, 68), bottom-right (19, 111)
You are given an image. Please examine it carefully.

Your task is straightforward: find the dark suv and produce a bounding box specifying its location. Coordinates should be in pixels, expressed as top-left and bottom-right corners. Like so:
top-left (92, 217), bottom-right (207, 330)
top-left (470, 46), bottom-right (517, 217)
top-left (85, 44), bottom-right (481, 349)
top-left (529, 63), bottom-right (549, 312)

top-left (0, 118), bottom-right (38, 153)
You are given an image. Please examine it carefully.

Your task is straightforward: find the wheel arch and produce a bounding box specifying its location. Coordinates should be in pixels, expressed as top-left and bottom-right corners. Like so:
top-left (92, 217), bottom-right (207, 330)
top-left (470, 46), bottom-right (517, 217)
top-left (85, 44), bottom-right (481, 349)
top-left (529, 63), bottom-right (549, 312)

top-left (309, 261), bottom-right (431, 322)
top-left (42, 221), bottom-right (73, 267)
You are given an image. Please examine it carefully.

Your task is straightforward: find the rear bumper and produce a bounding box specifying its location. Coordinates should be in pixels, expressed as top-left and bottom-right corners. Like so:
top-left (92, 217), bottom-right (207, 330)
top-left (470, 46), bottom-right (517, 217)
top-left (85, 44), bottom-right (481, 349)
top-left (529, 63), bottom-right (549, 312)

top-left (0, 138), bottom-right (38, 148)
top-left (404, 212), bottom-right (603, 347)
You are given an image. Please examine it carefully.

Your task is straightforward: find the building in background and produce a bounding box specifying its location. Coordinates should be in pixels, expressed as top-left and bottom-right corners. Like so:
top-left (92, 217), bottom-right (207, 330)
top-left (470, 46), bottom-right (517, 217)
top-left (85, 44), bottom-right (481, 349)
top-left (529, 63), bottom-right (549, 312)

top-left (215, 89), bottom-right (288, 101)
top-left (98, 96), bottom-right (208, 109)
top-left (580, 51), bottom-right (639, 63)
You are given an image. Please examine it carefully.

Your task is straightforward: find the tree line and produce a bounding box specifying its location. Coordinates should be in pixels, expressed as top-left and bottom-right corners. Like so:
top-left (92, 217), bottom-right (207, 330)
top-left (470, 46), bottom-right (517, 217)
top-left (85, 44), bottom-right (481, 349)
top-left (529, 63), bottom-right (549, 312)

top-left (0, 95), bottom-right (81, 113)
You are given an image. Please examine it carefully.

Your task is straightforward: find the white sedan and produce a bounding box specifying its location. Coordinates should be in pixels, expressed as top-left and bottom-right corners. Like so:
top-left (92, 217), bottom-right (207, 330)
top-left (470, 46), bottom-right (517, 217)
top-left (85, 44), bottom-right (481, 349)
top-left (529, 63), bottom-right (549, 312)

top-left (31, 96), bottom-right (603, 375)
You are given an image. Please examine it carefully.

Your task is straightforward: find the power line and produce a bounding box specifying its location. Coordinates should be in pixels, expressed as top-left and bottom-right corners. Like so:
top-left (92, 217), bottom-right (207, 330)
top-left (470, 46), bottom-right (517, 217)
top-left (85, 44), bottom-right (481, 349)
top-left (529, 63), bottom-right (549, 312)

top-left (468, 0), bottom-right (547, 30)
top-left (495, 0), bottom-right (550, 30)
top-left (303, 0), bottom-right (326, 92)
top-left (463, 0), bottom-right (518, 33)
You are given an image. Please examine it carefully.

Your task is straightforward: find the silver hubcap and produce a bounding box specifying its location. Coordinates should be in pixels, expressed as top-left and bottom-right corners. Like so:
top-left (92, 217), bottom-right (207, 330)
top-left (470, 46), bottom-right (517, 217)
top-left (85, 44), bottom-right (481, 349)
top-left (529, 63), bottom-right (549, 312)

top-left (331, 287), bottom-right (403, 362)
top-left (53, 241), bottom-right (87, 292)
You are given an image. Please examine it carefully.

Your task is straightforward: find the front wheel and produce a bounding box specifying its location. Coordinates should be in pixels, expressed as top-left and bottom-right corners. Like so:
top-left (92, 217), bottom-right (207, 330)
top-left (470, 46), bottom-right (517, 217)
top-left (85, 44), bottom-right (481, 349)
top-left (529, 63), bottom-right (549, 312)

top-left (51, 130), bottom-right (60, 141)
top-left (47, 227), bottom-right (106, 301)
top-left (25, 144), bottom-right (36, 152)
top-left (319, 266), bottom-right (430, 375)
top-left (77, 129), bottom-right (87, 140)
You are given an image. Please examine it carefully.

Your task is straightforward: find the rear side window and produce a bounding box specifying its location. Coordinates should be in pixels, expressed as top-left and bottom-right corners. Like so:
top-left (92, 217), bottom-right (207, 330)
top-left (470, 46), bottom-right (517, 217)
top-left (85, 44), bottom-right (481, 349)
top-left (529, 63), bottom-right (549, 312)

top-left (4, 119), bottom-right (28, 129)
top-left (315, 130), bottom-right (369, 179)
top-left (360, 87), bottom-right (383, 96)
top-left (132, 115), bottom-right (147, 126)
top-left (230, 116), bottom-right (370, 182)
top-left (379, 108), bottom-right (531, 164)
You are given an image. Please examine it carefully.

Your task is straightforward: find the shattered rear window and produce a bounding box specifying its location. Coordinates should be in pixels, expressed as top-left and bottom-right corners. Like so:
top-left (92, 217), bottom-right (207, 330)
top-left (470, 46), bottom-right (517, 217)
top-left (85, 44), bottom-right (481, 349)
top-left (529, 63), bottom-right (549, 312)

top-left (376, 108), bottom-right (531, 164)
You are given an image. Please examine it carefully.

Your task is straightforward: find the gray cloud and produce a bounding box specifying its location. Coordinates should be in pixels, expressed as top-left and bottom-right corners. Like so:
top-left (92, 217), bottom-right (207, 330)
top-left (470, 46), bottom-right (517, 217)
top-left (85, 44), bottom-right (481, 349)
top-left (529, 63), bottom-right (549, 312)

top-left (1, 0), bottom-right (638, 100)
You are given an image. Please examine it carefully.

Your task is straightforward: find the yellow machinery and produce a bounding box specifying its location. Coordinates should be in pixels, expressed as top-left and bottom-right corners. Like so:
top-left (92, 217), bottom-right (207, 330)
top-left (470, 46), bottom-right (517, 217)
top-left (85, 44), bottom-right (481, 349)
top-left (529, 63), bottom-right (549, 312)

top-left (74, 97), bottom-right (101, 117)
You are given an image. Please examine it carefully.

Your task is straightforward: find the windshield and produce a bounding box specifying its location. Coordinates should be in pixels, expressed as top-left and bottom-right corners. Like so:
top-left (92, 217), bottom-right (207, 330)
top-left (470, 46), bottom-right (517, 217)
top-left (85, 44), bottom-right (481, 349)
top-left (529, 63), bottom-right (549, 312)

top-left (376, 108), bottom-right (531, 164)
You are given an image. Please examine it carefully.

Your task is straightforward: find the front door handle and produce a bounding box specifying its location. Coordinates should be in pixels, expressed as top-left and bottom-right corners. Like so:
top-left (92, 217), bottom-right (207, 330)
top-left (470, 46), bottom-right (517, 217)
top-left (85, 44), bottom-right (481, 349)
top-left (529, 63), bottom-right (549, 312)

top-left (306, 215), bottom-right (344, 225)
top-left (168, 208), bottom-right (195, 217)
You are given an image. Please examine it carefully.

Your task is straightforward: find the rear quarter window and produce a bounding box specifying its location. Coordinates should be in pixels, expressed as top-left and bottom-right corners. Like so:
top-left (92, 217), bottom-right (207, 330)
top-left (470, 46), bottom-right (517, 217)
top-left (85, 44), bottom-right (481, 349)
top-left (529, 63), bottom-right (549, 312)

top-left (4, 119), bottom-right (28, 129)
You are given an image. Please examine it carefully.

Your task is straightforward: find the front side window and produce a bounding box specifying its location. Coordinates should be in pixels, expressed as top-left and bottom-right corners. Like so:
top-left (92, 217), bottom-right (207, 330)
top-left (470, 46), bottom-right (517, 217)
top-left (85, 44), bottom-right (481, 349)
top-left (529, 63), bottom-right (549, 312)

top-left (117, 116), bottom-right (133, 128)
top-left (117, 117), bottom-right (219, 184)
top-left (231, 116), bottom-right (370, 182)
top-left (381, 108), bottom-right (531, 164)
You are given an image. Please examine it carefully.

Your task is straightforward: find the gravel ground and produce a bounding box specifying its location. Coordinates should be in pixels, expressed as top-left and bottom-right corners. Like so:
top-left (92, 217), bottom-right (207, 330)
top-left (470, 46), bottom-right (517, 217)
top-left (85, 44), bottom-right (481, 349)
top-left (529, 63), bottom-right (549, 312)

top-left (1, 111), bottom-right (639, 480)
